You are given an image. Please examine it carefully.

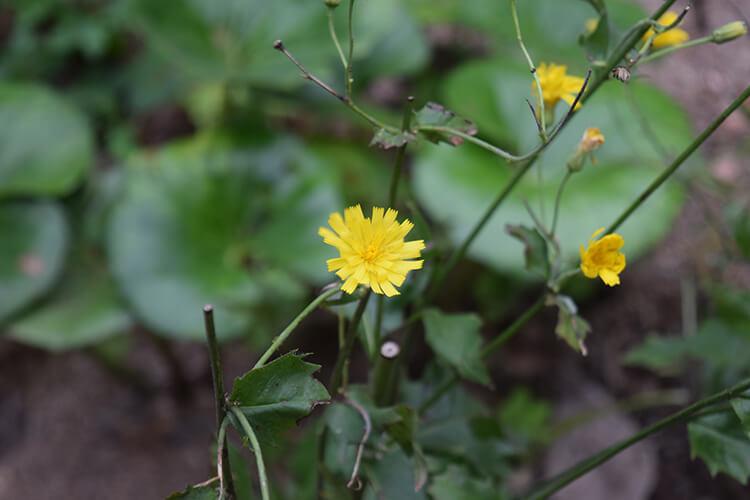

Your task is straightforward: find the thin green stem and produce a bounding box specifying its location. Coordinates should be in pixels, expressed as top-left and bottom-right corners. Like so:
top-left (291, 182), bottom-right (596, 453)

top-left (550, 171), bottom-right (572, 237)
top-left (216, 417), bottom-right (232, 500)
top-left (327, 8), bottom-right (348, 70)
top-left (346, 0), bottom-right (356, 97)
top-left (254, 287), bottom-right (340, 369)
top-left (639, 35), bottom-right (714, 64)
top-left (510, 0), bottom-right (547, 138)
top-left (605, 83), bottom-right (750, 235)
top-left (230, 407), bottom-right (270, 500)
top-left (329, 290), bottom-right (372, 394)
top-left (415, 125), bottom-right (517, 162)
top-left (419, 296), bottom-right (546, 415)
top-left (527, 377), bottom-right (750, 499)
top-left (203, 306), bottom-right (236, 499)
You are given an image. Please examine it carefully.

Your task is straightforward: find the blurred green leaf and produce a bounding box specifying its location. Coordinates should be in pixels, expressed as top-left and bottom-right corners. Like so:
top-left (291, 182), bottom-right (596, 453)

top-left (578, 0), bottom-right (610, 61)
top-left (108, 134), bottom-right (338, 340)
top-left (731, 396), bottom-right (750, 439)
top-left (0, 84), bottom-right (93, 198)
top-left (364, 448), bottom-right (428, 500)
top-left (8, 259), bottom-right (132, 351)
top-left (413, 102), bottom-right (478, 146)
top-left (624, 334), bottom-right (688, 375)
top-left (498, 388), bottom-right (551, 444)
top-left (422, 308), bottom-right (491, 386)
top-left (230, 352), bottom-right (330, 449)
top-left (429, 465), bottom-right (499, 500)
top-left (370, 128), bottom-right (416, 150)
top-left (506, 225), bottom-right (550, 278)
top-left (0, 201), bottom-right (68, 323)
top-left (689, 414), bottom-right (750, 485)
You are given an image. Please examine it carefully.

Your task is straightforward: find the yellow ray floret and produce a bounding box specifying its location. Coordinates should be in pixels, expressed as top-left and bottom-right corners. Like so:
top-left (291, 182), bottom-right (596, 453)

top-left (644, 11), bottom-right (689, 50)
top-left (319, 205), bottom-right (425, 297)
top-left (579, 227), bottom-right (626, 287)
top-left (534, 63), bottom-right (586, 110)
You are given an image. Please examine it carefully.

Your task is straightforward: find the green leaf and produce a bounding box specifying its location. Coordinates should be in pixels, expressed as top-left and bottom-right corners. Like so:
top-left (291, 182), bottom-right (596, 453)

top-left (689, 415), bottom-right (750, 484)
top-left (422, 309), bottom-right (491, 386)
top-left (0, 201), bottom-right (68, 323)
top-left (413, 69), bottom-right (687, 277)
top-left (731, 396), bottom-right (750, 439)
top-left (498, 388), bottom-right (551, 444)
top-left (547, 294), bottom-right (591, 355)
top-left (364, 448), bottom-right (428, 500)
top-left (429, 465), bottom-right (499, 500)
top-left (505, 224), bottom-right (550, 278)
top-left (578, 0), bottom-right (610, 60)
top-left (230, 352), bottom-right (330, 448)
top-left (108, 134), bottom-right (337, 340)
top-left (0, 84), bottom-right (93, 198)
top-left (166, 480), bottom-right (218, 500)
top-left (8, 261), bottom-right (132, 351)
top-left (385, 405), bottom-right (429, 492)
top-left (370, 128), bottom-right (416, 150)
top-left (413, 102), bottom-right (478, 146)
top-left (623, 335), bottom-right (689, 376)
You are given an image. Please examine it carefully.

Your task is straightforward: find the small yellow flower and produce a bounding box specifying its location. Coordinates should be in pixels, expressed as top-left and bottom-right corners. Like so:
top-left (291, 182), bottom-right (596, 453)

top-left (579, 127), bottom-right (605, 154)
top-left (534, 63), bottom-right (586, 110)
top-left (579, 228), bottom-right (626, 287)
top-left (319, 205), bottom-right (424, 296)
top-left (585, 18), bottom-right (599, 35)
top-left (644, 11), bottom-right (689, 50)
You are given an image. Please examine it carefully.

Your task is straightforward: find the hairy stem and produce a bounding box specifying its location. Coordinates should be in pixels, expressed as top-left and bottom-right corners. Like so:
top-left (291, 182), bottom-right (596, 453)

top-left (510, 0), bottom-right (547, 138)
top-left (230, 407), bottom-right (270, 500)
top-left (329, 291), bottom-right (372, 394)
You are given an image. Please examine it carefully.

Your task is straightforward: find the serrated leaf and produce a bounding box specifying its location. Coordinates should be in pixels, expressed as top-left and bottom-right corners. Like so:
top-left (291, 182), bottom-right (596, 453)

top-left (413, 102), bottom-right (477, 146)
top-left (166, 480), bottom-right (218, 500)
top-left (547, 294), bottom-right (591, 355)
top-left (506, 224), bottom-right (550, 278)
top-left (689, 415), bottom-right (750, 484)
top-left (230, 352), bottom-right (330, 448)
top-left (731, 396), bottom-right (750, 439)
top-left (370, 128), bottom-right (417, 150)
top-left (422, 309), bottom-right (491, 386)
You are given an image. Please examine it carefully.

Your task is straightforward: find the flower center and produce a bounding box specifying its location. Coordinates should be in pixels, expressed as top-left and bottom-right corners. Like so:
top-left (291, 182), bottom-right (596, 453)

top-left (362, 242), bottom-right (381, 263)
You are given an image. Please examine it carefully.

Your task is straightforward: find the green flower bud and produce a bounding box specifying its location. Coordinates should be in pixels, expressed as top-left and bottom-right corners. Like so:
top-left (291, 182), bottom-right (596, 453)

top-left (324, 0), bottom-right (341, 8)
top-left (713, 21), bottom-right (748, 44)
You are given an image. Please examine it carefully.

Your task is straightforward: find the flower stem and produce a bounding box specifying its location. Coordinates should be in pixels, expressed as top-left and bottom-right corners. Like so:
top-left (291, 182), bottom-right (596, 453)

top-left (203, 306), bottom-right (236, 500)
top-left (638, 35), bottom-right (714, 64)
top-left (605, 83), bottom-right (750, 235)
top-left (526, 377), bottom-right (750, 499)
top-left (550, 170), bottom-right (572, 237)
top-left (346, 0), bottom-right (356, 98)
top-left (510, 0), bottom-right (547, 139)
top-left (329, 290), bottom-right (372, 394)
top-left (254, 287), bottom-right (340, 369)
top-left (327, 7), bottom-right (348, 70)
top-left (229, 407), bottom-right (270, 500)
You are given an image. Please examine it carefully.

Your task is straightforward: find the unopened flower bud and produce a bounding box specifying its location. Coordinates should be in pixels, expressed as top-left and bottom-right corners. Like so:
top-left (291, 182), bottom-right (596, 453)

top-left (713, 21), bottom-right (748, 44)
top-left (324, 0), bottom-right (341, 7)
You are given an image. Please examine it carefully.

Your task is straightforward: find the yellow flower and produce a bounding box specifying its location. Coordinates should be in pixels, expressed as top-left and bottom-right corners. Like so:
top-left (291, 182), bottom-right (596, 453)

top-left (644, 11), bottom-right (689, 49)
top-left (579, 127), bottom-right (605, 154)
top-left (319, 205), bottom-right (424, 296)
top-left (585, 18), bottom-right (599, 35)
top-left (534, 63), bottom-right (586, 110)
top-left (579, 228), bottom-right (626, 287)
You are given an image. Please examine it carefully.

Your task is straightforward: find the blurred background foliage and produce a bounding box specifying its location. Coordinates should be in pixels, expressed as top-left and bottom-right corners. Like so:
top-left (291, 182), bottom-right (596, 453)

top-left (4, 0), bottom-right (750, 498)
top-left (0, 0), bottom-right (694, 350)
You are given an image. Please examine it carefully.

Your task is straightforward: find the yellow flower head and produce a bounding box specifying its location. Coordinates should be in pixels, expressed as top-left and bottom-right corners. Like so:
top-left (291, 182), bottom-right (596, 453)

top-left (644, 11), bottom-right (689, 49)
top-left (579, 228), bottom-right (626, 287)
top-left (319, 205), bottom-right (424, 296)
top-left (579, 127), bottom-right (605, 154)
top-left (534, 63), bottom-right (586, 110)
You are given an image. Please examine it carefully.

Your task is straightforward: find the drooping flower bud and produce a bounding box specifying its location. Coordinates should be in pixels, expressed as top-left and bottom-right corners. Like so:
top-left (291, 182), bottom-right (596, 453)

top-left (567, 127), bottom-right (605, 172)
top-left (324, 0), bottom-right (341, 8)
top-left (713, 21), bottom-right (748, 44)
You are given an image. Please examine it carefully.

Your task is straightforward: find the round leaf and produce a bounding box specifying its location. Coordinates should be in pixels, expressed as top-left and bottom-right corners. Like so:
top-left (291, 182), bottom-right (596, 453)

top-left (0, 84), bottom-right (93, 198)
top-left (0, 201), bottom-right (68, 322)
top-left (108, 135), bottom-right (338, 340)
